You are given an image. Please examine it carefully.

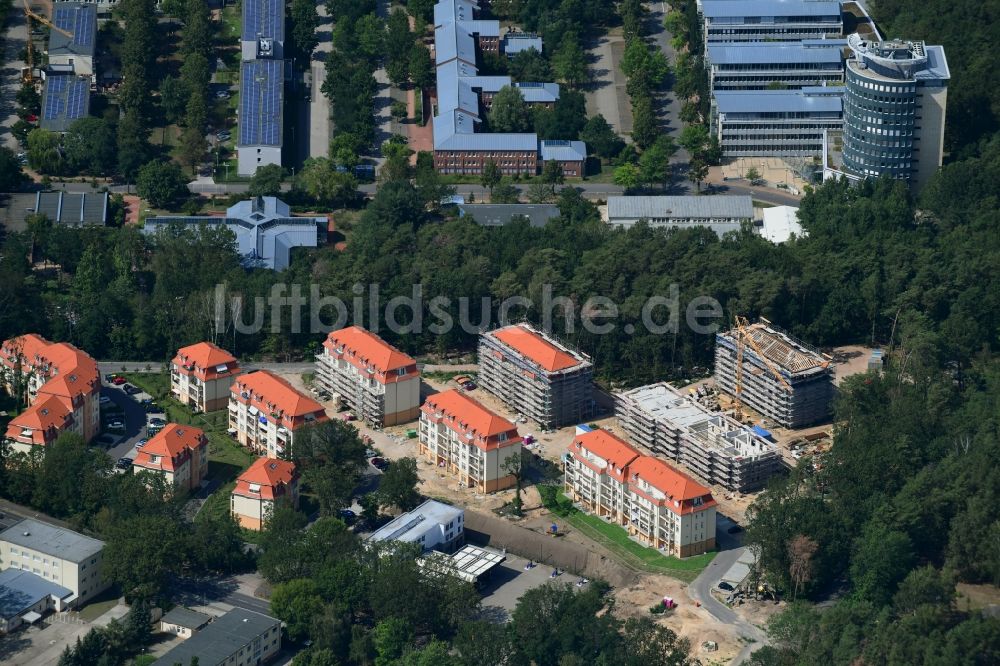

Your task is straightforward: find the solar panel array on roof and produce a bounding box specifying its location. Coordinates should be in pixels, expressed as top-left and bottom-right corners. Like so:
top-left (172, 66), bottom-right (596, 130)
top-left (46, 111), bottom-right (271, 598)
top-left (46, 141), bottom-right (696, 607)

top-left (41, 76), bottom-right (89, 131)
top-left (242, 0), bottom-right (284, 42)
top-left (239, 59), bottom-right (283, 146)
top-left (53, 4), bottom-right (95, 48)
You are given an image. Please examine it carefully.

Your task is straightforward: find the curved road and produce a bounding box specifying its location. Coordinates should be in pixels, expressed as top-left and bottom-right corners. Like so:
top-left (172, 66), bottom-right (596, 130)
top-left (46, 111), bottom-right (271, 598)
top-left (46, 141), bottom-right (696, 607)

top-left (687, 546), bottom-right (769, 664)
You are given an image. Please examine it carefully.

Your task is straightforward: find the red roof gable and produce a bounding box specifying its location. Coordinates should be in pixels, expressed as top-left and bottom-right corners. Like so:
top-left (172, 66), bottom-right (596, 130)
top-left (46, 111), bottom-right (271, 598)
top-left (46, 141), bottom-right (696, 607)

top-left (573, 429), bottom-right (641, 470)
top-left (233, 457), bottom-right (298, 501)
top-left (422, 389), bottom-right (520, 449)
top-left (323, 326), bottom-right (417, 385)
top-left (173, 342), bottom-right (240, 381)
top-left (491, 325), bottom-right (581, 372)
top-left (231, 371), bottom-right (328, 421)
top-left (1, 334), bottom-right (99, 402)
top-left (134, 423), bottom-right (205, 472)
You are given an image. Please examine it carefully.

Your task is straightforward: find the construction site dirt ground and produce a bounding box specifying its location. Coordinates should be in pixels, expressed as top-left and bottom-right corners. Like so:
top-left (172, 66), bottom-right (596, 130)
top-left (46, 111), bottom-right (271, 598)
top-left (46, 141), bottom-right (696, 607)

top-left (276, 369), bottom-right (775, 658)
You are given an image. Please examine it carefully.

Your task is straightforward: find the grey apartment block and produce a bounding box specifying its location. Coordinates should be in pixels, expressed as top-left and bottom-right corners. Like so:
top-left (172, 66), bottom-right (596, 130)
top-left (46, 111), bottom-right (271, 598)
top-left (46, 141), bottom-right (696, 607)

top-left (477, 324), bottom-right (594, 429)
top-left (617, 383), bottom-right (782, 493)
top-left (714, 321), bottom-right (834, 429)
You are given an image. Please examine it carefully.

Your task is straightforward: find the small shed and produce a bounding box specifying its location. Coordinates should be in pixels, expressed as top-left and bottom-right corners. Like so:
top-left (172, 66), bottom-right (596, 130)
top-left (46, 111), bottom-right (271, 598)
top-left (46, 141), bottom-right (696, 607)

top-left (159, 607), bottom-right (213, 639)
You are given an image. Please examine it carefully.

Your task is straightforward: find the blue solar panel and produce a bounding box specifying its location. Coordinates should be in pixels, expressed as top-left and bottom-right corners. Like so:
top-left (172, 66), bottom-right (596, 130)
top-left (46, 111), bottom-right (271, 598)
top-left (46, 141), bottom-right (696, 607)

top-left (242, 0), bottom-right (284, 42)
top-left (53, 4), bottom-right (95, 49)
top-left (239, 60), bottom-right (283, 146)
top-left (67, 79), bottom-right (87, 119)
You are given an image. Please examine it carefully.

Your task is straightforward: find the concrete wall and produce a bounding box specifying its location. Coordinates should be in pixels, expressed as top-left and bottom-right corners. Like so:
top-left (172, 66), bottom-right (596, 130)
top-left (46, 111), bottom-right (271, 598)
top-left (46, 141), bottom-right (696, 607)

top-left (913, 84), bottom-right (948, 190)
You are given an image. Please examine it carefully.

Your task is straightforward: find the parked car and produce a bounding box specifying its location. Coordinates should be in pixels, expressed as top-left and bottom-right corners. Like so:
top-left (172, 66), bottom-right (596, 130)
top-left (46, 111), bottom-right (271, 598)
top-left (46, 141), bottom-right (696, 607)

top-left (112, 376), bottom-right (127, 385)
top-left (338, 509), bottom-right (357, 524)
top-left (123, 384), bottom-right (141, 395)
top-left (215, 89), bottom-right (231, 99)
top-left (107, 420), bottom-right (125, 430)
top-left (136, 438), bottom-right (148, 448)
top-left (115, 458), bottom-right (133, 470)
top-left (718, 581), bottom-right (735, 591)
top-left (104, 373), bottom-right (115, 383)
top-left (215, 130), bottom-right (231, 140)
top-left (144, 402), bottom-right (160, 413)
top-left (99, 396), bottom-right (112, 406)
top-left (148, 417), bottom-right (166, 428)
top-left (369, 457), bottom-right (388, 470)
top-left (461, 380), bottom-right (477, 391)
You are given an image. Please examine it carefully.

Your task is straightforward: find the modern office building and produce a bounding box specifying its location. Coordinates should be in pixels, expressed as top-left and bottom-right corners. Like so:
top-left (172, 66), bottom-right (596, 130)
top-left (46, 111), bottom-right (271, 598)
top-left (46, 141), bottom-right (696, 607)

top-left (39, 75), bottom-right (91, 132)
top-left (229, 370), bottom-right (329, 458)
top-left (840, 34), bottom-right (950, 189)
top-left (714, 319), bottom-right (834, 428)
top-left (0, 334), bottom-right (100, 453)
top-left (478, 323), bottom-right (594, 429)
top-left (315, 326), bottom-right (420, 426)
top-left (241, 0), bottom-right (285, 61)
top-left (419, 389), bottom-right (523, 493)
top-left (713, 87), bottom-right (844, 157)
top-left (706, 40), bottom-right (846, 91)
top-left (563, 430), bottom-right (717, 557)
top-left (701, 0), bottom-right (843, 45)
top-left (0, 519), bottom-right (109, 608)
top-left (231, 457), bottom-right (300, 530)
top-left (171, 342), bottom-right (241, 413)
top-left (132, 424), bottom-right (209, 495)
top-left (237, 58), bottom-right (283, 176)
top-left (152, 609), bottom-right (282, 666)
top-left (144, 197), bottom-right (327, 271)
top-left (617, 382), bottom-right (783, 493)
top-left (605, 195), bottom-right (753, 234)
top-left (47, 2), bottom-right (97, 76)
top-left (368, 500), bottom-right (465, 554)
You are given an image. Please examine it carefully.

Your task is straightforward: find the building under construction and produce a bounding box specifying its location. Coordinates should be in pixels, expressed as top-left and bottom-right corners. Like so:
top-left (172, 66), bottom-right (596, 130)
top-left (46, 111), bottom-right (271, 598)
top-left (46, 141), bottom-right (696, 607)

top-left (714, 320), bottom-right (834, 428)
top-left (617, 383), bottom-right (782, 493)
top-left (478, 323), bottom-right (593, 429)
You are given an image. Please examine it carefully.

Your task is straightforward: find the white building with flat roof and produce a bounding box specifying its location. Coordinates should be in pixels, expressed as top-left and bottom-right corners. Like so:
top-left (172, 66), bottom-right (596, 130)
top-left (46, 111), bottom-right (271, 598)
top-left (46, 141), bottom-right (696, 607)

top-left (605, 195), bottom-right (754, 235)
top-left (0, 519), bottom-right (108, 608)
top-left (368, 500), bottom-right (465, 553)
top-left (701, 0), bottom-right (843, 46)
top-left (707, 40), bottom-right (846, 91)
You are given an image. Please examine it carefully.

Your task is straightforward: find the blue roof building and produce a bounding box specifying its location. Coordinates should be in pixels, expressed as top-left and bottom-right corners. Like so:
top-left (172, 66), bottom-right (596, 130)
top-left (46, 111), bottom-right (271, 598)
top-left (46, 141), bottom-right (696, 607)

top-left (702, 0), bottom-right (843, 46)
top-left (47, 3), bottom-right (97, 76)
top-left (241, 0), bottom-right (285, 60)
top-left (40, 75), bottom-right (90, 132)
top-left (707, 40), bottom-right (846, 90)
top-left (237, 59), bottom-right (283, 176)
top-left (713, 87), bottom-right (843, 157)
top-left (143, 197), bottom-right (326, 271)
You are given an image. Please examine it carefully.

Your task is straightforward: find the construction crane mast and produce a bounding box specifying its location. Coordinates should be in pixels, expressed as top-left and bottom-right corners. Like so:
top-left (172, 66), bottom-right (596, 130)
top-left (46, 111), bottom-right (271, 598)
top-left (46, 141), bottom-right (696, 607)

top-left (21, 0), bottom-right (72, 84)
top-left (732, 315), bottom-right (792, 423)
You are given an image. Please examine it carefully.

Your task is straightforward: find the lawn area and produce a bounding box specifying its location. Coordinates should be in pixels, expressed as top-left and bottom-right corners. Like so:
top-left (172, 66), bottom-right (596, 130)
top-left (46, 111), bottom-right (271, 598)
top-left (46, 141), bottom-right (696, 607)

top-left (123, 372), bottom-right (253, 490)
top-left (538, 485), bottom-right (716, 582)
top-left (77, 589), bottom-right (119, 622)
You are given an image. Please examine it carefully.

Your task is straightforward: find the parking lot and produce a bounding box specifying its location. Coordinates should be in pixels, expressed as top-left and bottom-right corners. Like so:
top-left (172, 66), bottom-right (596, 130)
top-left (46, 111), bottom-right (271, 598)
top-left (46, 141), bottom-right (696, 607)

top-left (479, 553), bottom-right (586, 622)
top-left (96, 375), bottom-right (167, 466)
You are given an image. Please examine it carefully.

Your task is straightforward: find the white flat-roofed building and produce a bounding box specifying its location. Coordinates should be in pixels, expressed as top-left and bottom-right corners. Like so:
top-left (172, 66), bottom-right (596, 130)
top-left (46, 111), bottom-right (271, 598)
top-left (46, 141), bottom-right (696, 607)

top-left (707, 40), bottom-right (846, 91)
top-left (759, 205), bottom-right (806, 243)
top-left (315, 326), bottom-right (420, 426)
top-left (0, 568), bottom-right (74, 633)
top-left (702, 0), bottom-right (843, 46)
top-left (605, 195), bottom-right (753, 235)
top-left (714, 87), bottom-right (843, 157)
top-left (0, 519), bottom-right (108, 608)
top-left (368, 500), bottom-right (465, 554)
top-left (617, 382), bottom-right (783, 493)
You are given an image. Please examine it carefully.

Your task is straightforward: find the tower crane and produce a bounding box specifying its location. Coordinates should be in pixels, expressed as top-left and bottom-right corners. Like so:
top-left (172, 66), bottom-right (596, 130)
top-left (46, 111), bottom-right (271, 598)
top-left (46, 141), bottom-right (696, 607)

top-left (733, 315), bottom-right (791, 423)
top-left (21, 0), bottom-right (72, 85)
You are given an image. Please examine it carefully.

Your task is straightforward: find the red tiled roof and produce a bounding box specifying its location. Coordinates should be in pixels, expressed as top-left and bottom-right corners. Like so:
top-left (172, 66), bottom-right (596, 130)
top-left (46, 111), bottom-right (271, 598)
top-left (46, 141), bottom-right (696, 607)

top-left (232, 371), bottom-right (327, 419)
top-left (173, 342), bottom-right (240, 380)
top-left (323, 326), bottom-right (417, 385)
top-left (233, 457), bottom-right (298, 501)
top-left (6, 395), bottom-right (73, 445)
top-left (628, 456), bottom-right (714, 505)
top-left (135, 423), bottom-right (205, 472)
top-left (422, 389), bottom-right (520, 449)
top-left (0, 334), bottom-right (100, 402)
top-left (491, 325), bottom-right (580, 372)
top-left (573, 429), bottom-right (641, 470)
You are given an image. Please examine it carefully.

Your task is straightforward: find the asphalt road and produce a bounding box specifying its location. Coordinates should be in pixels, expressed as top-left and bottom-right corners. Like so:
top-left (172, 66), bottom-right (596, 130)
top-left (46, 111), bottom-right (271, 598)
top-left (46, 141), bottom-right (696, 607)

top-left (171, 577), bottom-right (273, 616)
top-left (687, 544), bottom-right (769, 664)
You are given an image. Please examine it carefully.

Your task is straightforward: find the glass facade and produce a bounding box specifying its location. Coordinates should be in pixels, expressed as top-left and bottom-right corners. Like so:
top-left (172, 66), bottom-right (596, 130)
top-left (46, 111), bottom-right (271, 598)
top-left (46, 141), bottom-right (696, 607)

top-left (842, 63), bottom-right (918, 179)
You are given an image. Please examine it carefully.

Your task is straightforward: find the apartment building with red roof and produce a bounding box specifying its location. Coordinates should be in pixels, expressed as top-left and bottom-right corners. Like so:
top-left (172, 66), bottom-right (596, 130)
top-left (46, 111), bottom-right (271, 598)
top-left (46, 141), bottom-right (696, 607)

top-left (229, 370), bottom-right (329, 458)
top-left (564, 429), bottom-right (716, 557)
top-left (478, 323), bottom-right (594, 428)
top-left (419, 389), bottom-right (523, 493)
top-left (315, 326), bottom-right (420, 426)
top-left (230, 458), bottom-right (300, 530)
top-left (132, 424), bottom-right (208, 495)
top-left (171, 341), bottom-right (242, 412)
top-left (1, 334), bottom-right (100, 453)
